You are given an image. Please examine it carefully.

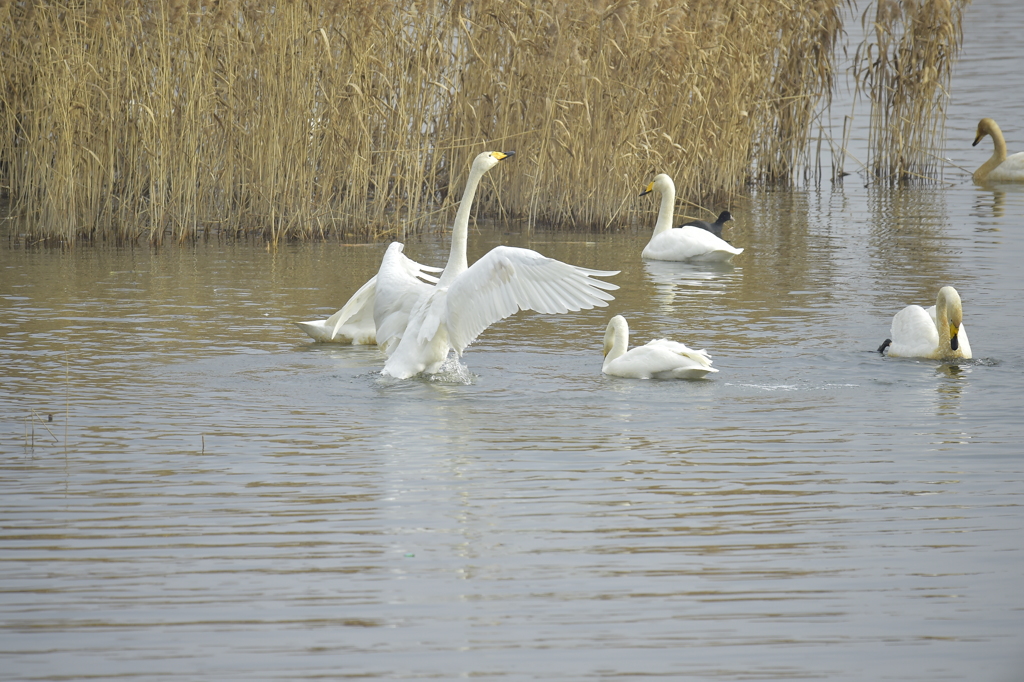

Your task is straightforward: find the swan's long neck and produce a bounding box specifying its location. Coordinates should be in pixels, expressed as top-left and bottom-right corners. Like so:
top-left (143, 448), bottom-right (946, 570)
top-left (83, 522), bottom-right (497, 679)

top-left (974, 124), bottom-right (1008, 182)
top-left (653, 182), bottom-right (675, 237)
top-left (437, 162), bottom-right (488, 288)
top-left (934, 287), bottom-right (963, 354)
top-left (935, 296), bottom-right (952, 347)
top-left (603, 320), bottom-right (629, 369)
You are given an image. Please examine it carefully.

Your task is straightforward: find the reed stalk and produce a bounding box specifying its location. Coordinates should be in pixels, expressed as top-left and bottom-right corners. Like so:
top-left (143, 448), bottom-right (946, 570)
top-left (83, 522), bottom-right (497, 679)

top-left (0, 0), bottom-right (962, 243)
top-left (853, 0), bottom-right (967, 184)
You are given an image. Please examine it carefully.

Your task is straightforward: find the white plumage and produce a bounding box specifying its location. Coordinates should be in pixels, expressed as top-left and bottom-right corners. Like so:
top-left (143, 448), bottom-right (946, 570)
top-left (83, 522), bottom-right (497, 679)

top-left (640, 174), bottom-right (743, 263)
top-left (378, 151), bottom-right (619, 379)
top-left (880, 286), bottom-right (972, 361)
top-left (294, 244), bottom-right (440, 345)
top-left (602, 315), bottom-right (717, 380)
top-left (371, 243), bottom-right (442, 355)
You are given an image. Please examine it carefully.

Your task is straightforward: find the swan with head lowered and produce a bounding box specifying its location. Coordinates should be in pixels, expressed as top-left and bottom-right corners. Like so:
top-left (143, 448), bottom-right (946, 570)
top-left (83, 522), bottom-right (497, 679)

top-left (877, 286), bottom-right (972, 360)
top-left (602, 315), bottom-right (717, 379)
top-left (376, 150), bottom-right (620, 379)
top-left (641, 174), bottom-right (743, 262)
top-left (972, 118), bottom-right (1024, 184)
top-left (293, 247), bottom-right (440, 344)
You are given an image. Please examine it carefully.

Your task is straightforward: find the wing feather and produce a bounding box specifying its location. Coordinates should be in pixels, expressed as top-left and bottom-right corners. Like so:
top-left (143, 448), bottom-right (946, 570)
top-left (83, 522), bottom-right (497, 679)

top-left (324, 274), bottom-right (377, 338)
top-left (445, 245), bottom-right (619, 353)
top-left (372, 243), bottom-right (439, 355)
top-left (887, 304), bottom-right (938, 357)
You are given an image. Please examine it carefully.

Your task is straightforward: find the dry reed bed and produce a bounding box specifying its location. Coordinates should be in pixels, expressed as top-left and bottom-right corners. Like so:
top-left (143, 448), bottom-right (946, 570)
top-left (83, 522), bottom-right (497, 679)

top-left (854, 0), bottom-right (966, 184)
top-left (0, 0), bottom-right (961, 244)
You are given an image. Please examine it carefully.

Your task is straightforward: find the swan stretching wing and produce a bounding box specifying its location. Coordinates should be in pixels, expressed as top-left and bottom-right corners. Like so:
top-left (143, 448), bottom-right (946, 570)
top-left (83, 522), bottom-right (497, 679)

top-left (641, 174), bottom-right (742, 262)
top-left (379, 151), bottom-right (620, 379)
top-left (294, 245), bottom-right (440, 345)
top-left (602, 315), bottom-right (717, 379)
top-left (973, 117), bottom-right (1024, 183)
top-left (446, 246), bottom-right (618, 353)
top-left (294, 275), bottom-right (378, 344)
top-left (879, 286), bottom-right (972, 360)
top-left (373, 243), bottom-right (442, 355)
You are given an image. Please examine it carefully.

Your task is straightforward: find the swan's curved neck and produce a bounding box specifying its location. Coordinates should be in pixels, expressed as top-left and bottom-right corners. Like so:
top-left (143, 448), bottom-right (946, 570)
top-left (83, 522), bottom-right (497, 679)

top-left (437, 163), bottom-right (488, 288)
top-left (934, 297), bottom-right (952, 346)
top-left (603, 323), bottom-right (629, 369)
top-left (653, 184), bottom-right (675, 236)
top-left (975, 125), bottom-right (1008, 182)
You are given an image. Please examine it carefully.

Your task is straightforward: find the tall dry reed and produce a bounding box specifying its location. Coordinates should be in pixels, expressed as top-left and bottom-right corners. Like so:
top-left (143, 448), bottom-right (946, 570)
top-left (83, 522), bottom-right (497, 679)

top-left (853, 0), bottom-right (967, 184)
top-left (0, 0), bottom-right (961, 244)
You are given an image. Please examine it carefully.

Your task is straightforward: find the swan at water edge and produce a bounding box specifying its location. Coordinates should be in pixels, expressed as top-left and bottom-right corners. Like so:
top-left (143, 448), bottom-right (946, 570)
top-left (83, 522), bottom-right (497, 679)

top-left (640, 174), bottom-right (743, 262)
top-left (602, 315), bottom-right (717, 379)
top-left (972, 118), bottom-right (1024, 183)
top-left (681, 210), bottom-right (733, 239)
top-left (378, 150), bottom-right (620, 379)
top-left (877, 286), bottom-right (972, 360)
top-left (293, 247), bottom-right (441, 344)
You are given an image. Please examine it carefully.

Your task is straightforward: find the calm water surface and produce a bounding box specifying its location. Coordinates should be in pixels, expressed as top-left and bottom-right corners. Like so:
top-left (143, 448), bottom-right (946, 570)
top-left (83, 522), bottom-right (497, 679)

top-left (3, 3), bottom-right (1024, 680)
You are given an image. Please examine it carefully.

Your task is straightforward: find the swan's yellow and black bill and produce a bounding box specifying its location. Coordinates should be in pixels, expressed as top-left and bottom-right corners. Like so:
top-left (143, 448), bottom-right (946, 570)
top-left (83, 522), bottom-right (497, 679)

top-left (950, 324), bottom-right (960, 351)
top-left (639, 181), bottom-right (655, 197)
top-left (972, 132), bottom-right (983, 147)
top-left (491, 151), bottom-right (515, 161)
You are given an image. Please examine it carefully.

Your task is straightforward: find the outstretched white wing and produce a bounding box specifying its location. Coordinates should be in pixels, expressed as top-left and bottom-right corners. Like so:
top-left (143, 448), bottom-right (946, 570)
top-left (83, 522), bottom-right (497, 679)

top-left (295, 274), bottom-right (377, 344)
top-left (325, 275), bottom-right (377, 338)
top-left (445, 245), bottom-right (619, 354)
top-left (373, 243), bottom-right (442, 355)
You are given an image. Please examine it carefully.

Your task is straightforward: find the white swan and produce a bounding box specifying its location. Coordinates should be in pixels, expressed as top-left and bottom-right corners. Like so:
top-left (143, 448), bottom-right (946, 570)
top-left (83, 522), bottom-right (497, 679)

top-left (294, 245), bottom-right (440, 344)
top-left (378, 150), bottom-right (620, 379)
top-left (602, 315), bottom-right (717, 379)
top-left (640, 174), bottom-right (743, 262)
top-left (972, 118), bottom-right (1024, 184)
top-left (878, 286), bottom-right (972, 360)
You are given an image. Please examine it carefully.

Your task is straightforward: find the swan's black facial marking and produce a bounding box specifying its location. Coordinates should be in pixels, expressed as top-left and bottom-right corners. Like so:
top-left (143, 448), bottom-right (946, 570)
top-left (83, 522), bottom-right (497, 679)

top-left (951, 333), bottom-right (959, 351)
top-left (877, 339), bottom-right (891, 354)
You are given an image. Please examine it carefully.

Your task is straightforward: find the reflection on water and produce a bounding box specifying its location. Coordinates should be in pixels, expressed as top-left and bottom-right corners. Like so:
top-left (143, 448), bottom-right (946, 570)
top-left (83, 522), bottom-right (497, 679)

top-left (934, 364), bottom-right (966, 419)
top-left (972, 183), bottom-right (1024, 221)
top-left (642, 259), bottom-right (739, 311)
top-left (866, 186), bottom-right (961, 310)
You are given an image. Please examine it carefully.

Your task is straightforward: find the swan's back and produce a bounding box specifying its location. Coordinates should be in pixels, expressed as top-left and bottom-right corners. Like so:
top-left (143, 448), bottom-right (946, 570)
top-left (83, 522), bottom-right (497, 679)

top-left (887, 303), bottom-right (972, 360)
top-left (887, 305), bottom-right (940, 358)
top-left (643, 226), bottom-right (743, 262)
top-left (986, 152), bottom-right (1024, 182)
top-left (604, 337), bottom-right (717, 379)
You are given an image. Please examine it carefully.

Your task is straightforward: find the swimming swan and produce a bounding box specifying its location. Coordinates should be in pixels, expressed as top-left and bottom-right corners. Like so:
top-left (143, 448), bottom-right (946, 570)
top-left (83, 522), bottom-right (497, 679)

top-left (641, 175), bottom-right (743, 262)
top-left (878, 286), bottom-right (972, 360)
top-left (294, 246), bottom-right (441, 344)
top-left (602, 315), bottom-right (718, 379)
top-left (972, 118), bottom-right (1024, 183)
top-left (681, 210), bottom-right (733, 239)
top-left (379, 151), bottom-right (620, 379)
